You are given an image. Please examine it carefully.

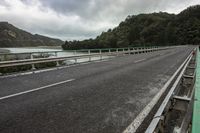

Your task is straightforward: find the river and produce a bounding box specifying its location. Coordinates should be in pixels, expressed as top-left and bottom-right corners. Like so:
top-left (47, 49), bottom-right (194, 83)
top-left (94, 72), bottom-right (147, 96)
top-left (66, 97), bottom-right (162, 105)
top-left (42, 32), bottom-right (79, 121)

top-left (0, 47), bottom-right (79, 57)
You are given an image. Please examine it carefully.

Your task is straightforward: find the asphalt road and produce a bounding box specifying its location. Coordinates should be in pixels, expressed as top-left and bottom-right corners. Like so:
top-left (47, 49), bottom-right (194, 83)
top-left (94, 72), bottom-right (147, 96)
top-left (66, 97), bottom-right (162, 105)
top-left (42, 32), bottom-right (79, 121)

top-left (0, 46), bottom-right (194, 133)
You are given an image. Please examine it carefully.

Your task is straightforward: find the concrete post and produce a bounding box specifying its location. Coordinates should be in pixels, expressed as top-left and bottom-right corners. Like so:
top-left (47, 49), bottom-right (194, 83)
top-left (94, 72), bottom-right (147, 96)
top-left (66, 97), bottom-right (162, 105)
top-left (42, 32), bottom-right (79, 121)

top-left (132, 48), bottom-right (135, 55)
top-left (74, 50), bottom-right (77, 55)
top-left (99, 49), bottom-right (102, 60)
top-left (55, 52), bottom-right (58, 57)
top-left (31, 54), bottom-right (36, 70)
top-left (56, 61), bottom-right (60, 66)
top-left (116, 49), bottom-right (119, 56)
top-left (88, 50), bottom-right (91, 61)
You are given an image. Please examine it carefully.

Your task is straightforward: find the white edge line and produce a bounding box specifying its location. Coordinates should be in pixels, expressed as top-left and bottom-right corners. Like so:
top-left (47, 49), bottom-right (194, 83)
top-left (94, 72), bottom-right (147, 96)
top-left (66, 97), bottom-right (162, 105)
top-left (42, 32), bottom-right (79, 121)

top-left (134, 58), bottom-right (146, 63)
top-left (145, 53), bottom-right (193, 133)
top-left (123, 51), bottom-right (193, 133)
top-left (0, 79), bottom-right (75, 101)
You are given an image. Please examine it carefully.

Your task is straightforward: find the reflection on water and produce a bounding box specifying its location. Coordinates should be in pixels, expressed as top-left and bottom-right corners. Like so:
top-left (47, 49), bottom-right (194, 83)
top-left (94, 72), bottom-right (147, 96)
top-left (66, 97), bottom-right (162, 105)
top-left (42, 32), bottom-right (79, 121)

top-left (0, 47), bottom-right (77, 57)
top-left (0, 47), bottom-right (62, 53)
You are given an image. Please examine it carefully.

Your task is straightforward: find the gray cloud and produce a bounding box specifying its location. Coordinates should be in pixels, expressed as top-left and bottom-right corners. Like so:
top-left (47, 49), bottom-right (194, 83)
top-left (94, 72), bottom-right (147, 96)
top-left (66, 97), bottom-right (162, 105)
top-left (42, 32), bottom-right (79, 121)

top-left (0, 0), bottom-right (199, 41)
top-left (39, 0), bottom-right (90, 15)
top-left (38, 0), bottom-right (199, 20)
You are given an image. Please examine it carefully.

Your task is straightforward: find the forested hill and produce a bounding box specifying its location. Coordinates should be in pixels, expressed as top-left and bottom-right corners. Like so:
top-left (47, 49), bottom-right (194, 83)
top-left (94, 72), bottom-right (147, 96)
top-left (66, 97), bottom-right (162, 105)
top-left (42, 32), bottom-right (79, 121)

top-left (62, 5), bottom-right (200, 50)
top-left (0, 22), bottom-right (63, 47)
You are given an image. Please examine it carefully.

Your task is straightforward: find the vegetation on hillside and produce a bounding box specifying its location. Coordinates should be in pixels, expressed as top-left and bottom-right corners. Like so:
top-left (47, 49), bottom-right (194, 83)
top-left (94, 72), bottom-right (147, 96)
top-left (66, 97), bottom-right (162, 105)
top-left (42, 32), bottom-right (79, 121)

top-left (62, 5), bottom-right (200, 50)
top-left (0, 22), bottom-right (63, 47)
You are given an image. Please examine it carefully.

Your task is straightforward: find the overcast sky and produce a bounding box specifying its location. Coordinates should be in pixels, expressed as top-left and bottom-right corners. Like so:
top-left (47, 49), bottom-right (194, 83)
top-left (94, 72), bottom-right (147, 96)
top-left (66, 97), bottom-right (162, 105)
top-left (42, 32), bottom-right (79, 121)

top-left (0, 0), bottom-right (199, 41)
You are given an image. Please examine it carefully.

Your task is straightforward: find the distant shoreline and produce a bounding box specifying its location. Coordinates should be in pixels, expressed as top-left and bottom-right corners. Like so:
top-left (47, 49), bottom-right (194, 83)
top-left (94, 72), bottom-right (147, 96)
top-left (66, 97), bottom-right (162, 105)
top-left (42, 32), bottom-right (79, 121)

top-left (0, 49), bottom-right (10, 53)
top-left (0, 47), bottom-right (63, 54)
top-left (0, 46), bottom-right (61, 49)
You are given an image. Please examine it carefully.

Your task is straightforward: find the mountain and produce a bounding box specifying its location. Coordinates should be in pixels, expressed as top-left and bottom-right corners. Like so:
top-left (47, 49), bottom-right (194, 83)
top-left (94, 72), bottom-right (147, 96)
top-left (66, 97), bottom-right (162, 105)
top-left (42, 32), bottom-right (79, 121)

top-left (62, 5), bottom-right (200, 50)
top-left (0, 22), bottom-right (64, 47)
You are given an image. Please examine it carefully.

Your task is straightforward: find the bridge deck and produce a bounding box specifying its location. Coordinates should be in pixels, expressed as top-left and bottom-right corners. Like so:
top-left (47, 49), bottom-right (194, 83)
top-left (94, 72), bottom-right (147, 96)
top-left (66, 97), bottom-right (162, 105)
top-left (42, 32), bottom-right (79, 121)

top-left (192, 48), bottom-right (200, 133)
top-left (0, 46), bottom-right (194, 133)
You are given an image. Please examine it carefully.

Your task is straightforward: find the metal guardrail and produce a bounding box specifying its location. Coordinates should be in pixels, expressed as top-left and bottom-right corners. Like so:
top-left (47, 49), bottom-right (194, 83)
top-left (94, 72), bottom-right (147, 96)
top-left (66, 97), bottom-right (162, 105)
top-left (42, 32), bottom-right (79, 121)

top-left (0, 46), bottom-right (167, 62)
top-left (145, 51), bottom-right (196, 133)
top-left (0, 46), bottom-right (171, 70)
top-left (0, 46), bottom-right (159, 56)
top-left (123, 47), bottom-right (196, 133)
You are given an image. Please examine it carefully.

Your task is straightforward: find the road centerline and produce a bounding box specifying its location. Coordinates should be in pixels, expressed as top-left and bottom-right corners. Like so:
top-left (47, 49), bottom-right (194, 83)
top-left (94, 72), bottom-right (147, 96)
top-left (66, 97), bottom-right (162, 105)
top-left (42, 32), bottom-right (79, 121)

top-left (0, 78), bottom-right (75, 101)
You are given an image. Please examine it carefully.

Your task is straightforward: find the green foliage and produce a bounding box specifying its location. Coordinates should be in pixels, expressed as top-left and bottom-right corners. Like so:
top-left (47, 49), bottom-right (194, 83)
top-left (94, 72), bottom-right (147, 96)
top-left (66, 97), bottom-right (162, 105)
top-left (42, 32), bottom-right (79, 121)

top-left (62, 5), bottom-right (200, 50)
top-left (0, 22), bottom-right (63, 47)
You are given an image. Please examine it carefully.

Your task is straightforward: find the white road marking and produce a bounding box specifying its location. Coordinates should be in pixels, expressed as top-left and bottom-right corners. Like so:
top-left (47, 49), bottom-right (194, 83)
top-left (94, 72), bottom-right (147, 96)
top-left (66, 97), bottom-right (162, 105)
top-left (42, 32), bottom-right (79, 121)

top-left (134, 58), bottom-right (146, 63)
top-left (0, 79), bottom-right (75, 101)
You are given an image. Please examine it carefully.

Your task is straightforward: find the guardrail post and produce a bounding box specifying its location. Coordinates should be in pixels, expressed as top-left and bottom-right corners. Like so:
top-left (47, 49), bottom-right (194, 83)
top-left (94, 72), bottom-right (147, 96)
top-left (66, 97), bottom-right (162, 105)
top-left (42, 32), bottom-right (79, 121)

top-left (74, 58), bottom-right (77, 64)
top-left (56, 61), bottom-right (60, 66)
top-left (55, 52), bottom-right (60, 67)
top-left (74, 50), bottom-right (77, 55)
top-left (123, 48), bottom-right (125, 55)
top-left (30, 54), bottom-right (36, 70)
top-left (132, 48), bottom-right (135, 54)
top-left (128, 48), bottom-right (130, 55)
top-left (108, 49), bottom-right (111, 59)
top-left (88, 50), bottom-right (91, 61)
top-left (99, 49), bottom-right (102, 60)
top-left (55, 52), bottom-right (58, 57)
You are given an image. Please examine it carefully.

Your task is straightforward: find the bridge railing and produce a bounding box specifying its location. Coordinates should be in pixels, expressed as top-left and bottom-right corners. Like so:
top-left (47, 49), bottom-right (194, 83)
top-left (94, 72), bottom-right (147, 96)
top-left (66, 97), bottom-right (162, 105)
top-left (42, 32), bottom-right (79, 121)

top-left (0, 46), bottom-right (160, 61)
top-left (0, 46), bottom-right (174, 74)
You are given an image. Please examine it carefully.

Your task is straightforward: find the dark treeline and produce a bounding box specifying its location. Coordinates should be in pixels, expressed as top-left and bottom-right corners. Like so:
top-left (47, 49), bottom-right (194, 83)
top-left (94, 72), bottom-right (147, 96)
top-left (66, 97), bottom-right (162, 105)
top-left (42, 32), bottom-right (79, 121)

top-left (62, 5), bottom-right (200, 50)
